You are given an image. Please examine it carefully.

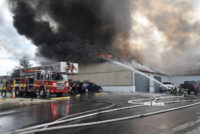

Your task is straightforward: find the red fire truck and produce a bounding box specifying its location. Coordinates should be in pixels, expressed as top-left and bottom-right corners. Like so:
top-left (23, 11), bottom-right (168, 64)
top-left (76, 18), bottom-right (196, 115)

top-left (6, 62), bottom-right (78, 97)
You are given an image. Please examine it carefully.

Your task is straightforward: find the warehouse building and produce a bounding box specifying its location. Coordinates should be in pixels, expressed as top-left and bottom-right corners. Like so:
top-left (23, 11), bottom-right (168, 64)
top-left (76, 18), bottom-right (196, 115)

top-left (0, 76), bottom-right (11, 87)
top-left (69, 62), bottom-right (168, 93)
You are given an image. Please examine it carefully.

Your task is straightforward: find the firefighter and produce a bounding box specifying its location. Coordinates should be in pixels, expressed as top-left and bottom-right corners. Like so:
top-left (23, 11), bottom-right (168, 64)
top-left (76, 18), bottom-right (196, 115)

top-left (1, 89), bottom-right (4, 96)
top-left (1, 82), bottom-right (7, 97)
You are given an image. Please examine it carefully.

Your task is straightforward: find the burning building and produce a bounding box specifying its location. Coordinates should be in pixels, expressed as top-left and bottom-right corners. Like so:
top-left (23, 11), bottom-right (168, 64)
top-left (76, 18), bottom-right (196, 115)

top-left (69, 61), bottom-right (168, 93)
top-left (9, 0), bottom-right (200, 92)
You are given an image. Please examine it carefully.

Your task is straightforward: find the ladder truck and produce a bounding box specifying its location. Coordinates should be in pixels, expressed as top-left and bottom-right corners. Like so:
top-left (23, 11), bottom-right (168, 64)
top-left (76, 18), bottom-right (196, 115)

top-left (6, 62), bottom-right (78, 97)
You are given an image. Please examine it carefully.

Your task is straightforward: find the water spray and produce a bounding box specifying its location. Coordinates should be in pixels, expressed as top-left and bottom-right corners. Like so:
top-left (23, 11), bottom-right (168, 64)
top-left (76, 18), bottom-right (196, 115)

top-left (106, 59), bottom-right (170, 90)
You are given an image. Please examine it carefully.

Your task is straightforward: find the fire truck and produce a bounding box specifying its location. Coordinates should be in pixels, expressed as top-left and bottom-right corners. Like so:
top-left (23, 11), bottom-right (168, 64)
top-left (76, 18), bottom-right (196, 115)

top-left (6, 62), bottom-right (78, 97)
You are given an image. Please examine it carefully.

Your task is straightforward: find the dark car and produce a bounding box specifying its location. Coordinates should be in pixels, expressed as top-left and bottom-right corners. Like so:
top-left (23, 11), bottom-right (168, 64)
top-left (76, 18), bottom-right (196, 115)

top-left (81, 82), bottom-right (102, 93)
top-left (180, 81), bottom-right (199, 95)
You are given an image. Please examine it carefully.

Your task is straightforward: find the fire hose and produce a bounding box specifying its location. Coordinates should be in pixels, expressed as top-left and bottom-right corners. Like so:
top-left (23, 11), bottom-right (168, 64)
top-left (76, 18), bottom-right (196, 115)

top-left (19, 100), bottom-right (200, 134)
top-left (6, 104), bottom-right (145, 134)
top-left (5, 100), bottom-right (115, 134)
top-left (5, 96), bottom-right (200, 134)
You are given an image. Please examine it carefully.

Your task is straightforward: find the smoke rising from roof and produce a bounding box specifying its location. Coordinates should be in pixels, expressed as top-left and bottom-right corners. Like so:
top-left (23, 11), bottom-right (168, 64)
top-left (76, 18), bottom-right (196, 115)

top-left (10, 0), bottom-right (200, 75)
top-left (10, 0), bottom-right (131, 64)
top-left (128, 0), bottom-right (200, 75)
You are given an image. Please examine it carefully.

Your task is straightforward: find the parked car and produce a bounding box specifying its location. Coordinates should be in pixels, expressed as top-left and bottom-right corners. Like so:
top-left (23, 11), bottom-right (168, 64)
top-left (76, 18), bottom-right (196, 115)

top-left (179, 81), bottom-right (199, 95)
top-left (81, 82), bottom-right (102, 93)
top-left (160, 81), bottom-right (175, 92)
top-left (68, 81), bottom-right (102, 94)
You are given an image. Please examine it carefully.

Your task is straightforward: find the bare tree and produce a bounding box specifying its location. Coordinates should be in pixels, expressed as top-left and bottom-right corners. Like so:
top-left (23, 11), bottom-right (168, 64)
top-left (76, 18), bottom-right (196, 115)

top-left (18, 57), bottom-right (31, 69)
top-left (14, 56), bottom-right (32, 70)
top-left (11, 57), bottom-right (32, 77)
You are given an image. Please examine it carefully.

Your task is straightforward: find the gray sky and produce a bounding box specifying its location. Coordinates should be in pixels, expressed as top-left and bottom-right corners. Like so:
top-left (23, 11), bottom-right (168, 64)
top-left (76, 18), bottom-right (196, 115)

top-left (0, 0), bottom-right (37, 75)
top-left (1, 0), bottom-right (200, 75)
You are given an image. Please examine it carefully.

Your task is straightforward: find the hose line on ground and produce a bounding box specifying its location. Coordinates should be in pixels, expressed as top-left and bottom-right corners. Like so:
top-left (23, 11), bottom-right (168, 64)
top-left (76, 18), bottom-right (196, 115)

top-left (19, 100), bottom-right (200, 134)
top-left (7, 104), bottom-right (144, 134)
top-left (5, 100), bottom-right (115, 134)
top-left (5, 95), bottom-right (195, 134)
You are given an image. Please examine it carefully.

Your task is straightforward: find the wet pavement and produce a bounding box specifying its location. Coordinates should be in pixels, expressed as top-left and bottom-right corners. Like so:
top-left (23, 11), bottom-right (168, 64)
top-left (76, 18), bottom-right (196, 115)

top-left (1, 92), bottom-right (200, 134)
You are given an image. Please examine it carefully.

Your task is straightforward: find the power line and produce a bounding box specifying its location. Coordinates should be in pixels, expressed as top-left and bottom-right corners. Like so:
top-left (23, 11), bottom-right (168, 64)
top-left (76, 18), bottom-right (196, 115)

top-left (0, 57), bottom-right (41, 61)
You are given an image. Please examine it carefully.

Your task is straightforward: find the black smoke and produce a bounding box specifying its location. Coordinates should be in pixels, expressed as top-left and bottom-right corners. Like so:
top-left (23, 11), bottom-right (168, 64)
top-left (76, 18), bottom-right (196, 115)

top-left (10, 0), bottom-right (131, 63)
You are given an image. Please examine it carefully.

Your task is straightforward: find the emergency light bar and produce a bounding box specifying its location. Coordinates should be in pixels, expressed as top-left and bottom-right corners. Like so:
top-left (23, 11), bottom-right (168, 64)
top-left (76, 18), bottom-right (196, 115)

top-left (24, 67), bottom-right (40, 73)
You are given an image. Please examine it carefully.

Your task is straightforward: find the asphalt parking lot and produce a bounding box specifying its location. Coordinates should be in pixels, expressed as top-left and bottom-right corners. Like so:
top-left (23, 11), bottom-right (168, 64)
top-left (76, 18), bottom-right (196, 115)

top-left (1, 92), bottom-right (200, 134)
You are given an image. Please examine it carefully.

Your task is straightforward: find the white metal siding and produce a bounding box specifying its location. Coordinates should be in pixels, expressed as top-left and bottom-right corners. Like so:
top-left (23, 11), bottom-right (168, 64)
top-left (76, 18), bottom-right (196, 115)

top-left (135, 73), bottom-right (149, 92)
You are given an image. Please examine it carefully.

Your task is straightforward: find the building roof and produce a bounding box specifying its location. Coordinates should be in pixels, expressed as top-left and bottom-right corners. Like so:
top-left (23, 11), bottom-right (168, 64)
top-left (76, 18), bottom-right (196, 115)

top-left (0, 76), bottom-right (11, 79)
top-left (125, 60), bottom-right (168, 76)
top-left (136, 69), bottom-right (167, 76)
top-left (77, 61), bottom-right (168, 76)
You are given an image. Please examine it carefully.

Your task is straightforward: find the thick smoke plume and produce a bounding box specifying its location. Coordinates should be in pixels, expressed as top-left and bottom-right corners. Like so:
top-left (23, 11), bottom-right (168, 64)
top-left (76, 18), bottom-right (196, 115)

top-left (10, 0), bottom-right (131, 64)
top-left (129, 0), bottom-right (200, 75)
top-left (10, 0), bottom-right (200, 75)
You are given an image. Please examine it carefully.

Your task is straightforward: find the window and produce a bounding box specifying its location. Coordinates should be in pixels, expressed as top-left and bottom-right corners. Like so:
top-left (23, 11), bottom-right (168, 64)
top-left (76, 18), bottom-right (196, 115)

top-left (52, 74), bottom-right (68, 81)
top-left (15, 79), bottom-right (20, 84)
top-left (52, 74), bottom-right (63, 80)
top-left (90, 83), bottom-right (96, 86)
top-left (29, 79), bottom-right (34, 84)
top-left (41, 74), bottom-right (44, 80)
top-left (45, 74), bottom-right (49, 80)
top-left (36, 73), bottom-right (41, 80)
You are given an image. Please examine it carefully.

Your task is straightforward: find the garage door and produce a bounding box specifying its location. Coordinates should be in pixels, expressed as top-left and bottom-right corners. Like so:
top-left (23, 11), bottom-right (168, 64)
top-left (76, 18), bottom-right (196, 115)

top-left (154, 76), bottom-right (161, 93)
top-left (135, 73), bottom-right (149, 92)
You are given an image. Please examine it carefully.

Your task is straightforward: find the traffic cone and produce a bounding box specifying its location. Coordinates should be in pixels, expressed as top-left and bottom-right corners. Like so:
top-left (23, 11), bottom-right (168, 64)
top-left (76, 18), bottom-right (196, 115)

top-left (12, 90), bottom-right (15, 98)
top-left (12, 81), bottom-right (16, 98)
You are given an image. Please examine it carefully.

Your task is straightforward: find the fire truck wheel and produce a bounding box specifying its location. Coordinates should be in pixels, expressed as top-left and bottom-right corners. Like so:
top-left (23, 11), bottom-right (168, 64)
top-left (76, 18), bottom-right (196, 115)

top-left (56, 93), bottom-right (64, 97)
top-left (194, 89), bottom-right (198, 95)
top-left (98, 88), bottom-right (102, 92)
top-left (85, 88), bottom-right (89, 93)
top-left (187, 90), bottom-right (191, 95)
top-left (71, 90), bottom-right (75, 94)
top-left (39, 87), bottom-right (46, 98)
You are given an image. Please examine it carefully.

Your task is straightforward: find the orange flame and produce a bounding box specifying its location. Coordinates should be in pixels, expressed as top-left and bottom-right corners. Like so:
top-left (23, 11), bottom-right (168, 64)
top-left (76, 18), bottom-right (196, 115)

top-left (107, 54), bottom-right (112, 58)
top-left (99, 53), bottom-right (112, 59)
top-left (99, 54), bottom-right (106, 58)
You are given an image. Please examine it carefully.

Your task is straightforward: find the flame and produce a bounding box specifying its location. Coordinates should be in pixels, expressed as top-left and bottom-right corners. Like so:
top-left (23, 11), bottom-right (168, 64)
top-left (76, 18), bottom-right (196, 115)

top-left (99, 53), bottom-right (112, 59)
top-left (99, 54), bottom-right (106, 58)
top-left (107, 54), bottom-right (112, 58)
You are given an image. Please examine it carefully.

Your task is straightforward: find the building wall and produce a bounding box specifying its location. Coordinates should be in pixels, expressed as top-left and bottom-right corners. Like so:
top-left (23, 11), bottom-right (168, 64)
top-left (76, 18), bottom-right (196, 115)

top-left (0, 76), bottom-right (10, 87)
top-left (154, 76), bottom-right (162, 93)
top-left (135, 73), bottom-right (150, 92)
top-left (69, 71), bottom-right (133, 86)
top-left (69, 62), bottom-right (133, 86)
top-left (161, 76), bottom-right (171, 82)
top-left (77, 62), bottom-right (131, 73)
top-left (102, 86), bottom-right (135, 92)
top-left (171, 75), bottom-right (200, 86)
top-left (135, 73), bottom-right (164, 93)
top-left (68, 62), bottom-right (168, 93)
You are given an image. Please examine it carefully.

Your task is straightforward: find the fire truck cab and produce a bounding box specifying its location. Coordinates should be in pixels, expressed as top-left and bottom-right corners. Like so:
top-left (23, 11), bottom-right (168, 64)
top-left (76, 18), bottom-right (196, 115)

top-left (7, 62), bottom-right (78, 98)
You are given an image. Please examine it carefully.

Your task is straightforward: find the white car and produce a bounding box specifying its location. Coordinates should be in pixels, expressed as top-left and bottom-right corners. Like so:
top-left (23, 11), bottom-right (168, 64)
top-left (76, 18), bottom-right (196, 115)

top-left (160, 81), bottom-right (175, 92)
